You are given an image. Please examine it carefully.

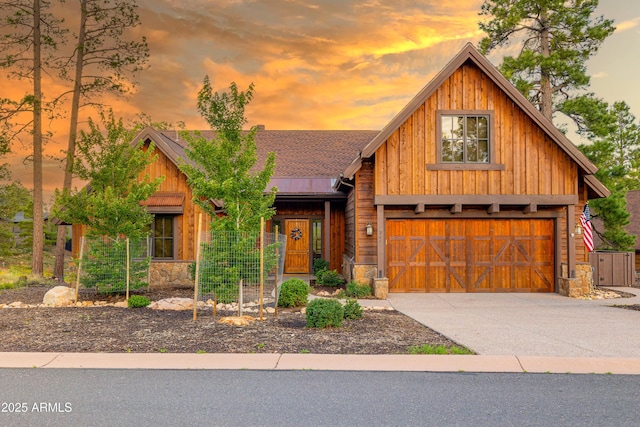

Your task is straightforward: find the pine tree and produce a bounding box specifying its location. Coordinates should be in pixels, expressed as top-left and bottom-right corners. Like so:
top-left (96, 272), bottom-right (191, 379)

top-left (479, 0), bottom-right (615, 122)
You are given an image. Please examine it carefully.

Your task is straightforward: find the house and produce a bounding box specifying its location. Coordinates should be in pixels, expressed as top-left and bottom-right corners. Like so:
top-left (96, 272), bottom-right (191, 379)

top-left (72, 43), bottom-right (609, 293)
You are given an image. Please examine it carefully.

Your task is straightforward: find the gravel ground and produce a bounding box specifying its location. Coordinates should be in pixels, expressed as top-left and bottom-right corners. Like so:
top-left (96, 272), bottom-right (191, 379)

top-left (0, 284), bottom-right (463, 354)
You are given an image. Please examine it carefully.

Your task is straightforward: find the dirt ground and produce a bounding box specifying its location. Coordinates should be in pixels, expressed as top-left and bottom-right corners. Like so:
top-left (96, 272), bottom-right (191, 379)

top-left (0, 285), bottom-right (461, 354)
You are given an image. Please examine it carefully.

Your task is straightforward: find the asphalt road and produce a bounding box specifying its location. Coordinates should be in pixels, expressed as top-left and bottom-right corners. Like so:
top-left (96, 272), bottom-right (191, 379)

top-left (1, 369), bottom-right (639, 426)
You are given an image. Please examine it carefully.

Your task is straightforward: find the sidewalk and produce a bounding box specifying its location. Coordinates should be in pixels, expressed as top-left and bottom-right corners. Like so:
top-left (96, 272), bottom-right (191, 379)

top-left (2, 352), bottom-right (640, 374)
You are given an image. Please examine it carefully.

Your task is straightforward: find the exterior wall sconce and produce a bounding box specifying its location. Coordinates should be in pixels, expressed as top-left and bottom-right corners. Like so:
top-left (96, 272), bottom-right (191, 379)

top-left (366, 222), bottom-right (373, 236)
top-left (574, 224), bottom-right (583, 235)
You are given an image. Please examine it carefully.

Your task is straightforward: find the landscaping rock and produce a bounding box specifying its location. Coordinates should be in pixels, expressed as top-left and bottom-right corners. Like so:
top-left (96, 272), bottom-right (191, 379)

top-left (218, 315), bottom-right (255, 326)
top-left (43, 286), bottom-right (75, 306)
top-left (148, 297), bottom-right (194, 311)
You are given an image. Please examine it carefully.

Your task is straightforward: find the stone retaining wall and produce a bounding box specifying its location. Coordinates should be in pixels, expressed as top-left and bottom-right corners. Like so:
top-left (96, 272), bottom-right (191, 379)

top-left (341, 255), bottom-right (376, 287)
top-left (149, 261), bottom-right (193, 288)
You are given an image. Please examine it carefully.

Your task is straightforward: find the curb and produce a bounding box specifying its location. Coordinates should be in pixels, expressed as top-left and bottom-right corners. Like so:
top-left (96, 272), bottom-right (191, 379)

top-left (2, 352), bottom-right (640, 375)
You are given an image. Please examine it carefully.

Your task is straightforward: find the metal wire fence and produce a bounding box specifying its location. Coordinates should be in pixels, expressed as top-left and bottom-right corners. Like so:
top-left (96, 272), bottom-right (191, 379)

top-left (194, 230), bottom-right (286, 317)
top-left (76, 236), bottom-right (151, 295)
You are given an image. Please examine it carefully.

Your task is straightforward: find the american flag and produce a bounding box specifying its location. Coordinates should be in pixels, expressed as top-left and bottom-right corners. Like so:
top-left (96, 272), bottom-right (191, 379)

top-left (580, 203), bottom-right (594, 252)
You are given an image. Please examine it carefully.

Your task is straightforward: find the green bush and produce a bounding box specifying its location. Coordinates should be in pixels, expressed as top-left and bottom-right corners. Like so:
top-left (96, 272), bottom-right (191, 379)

top-left (313, 258), bottom-right (329, 273)
top-left (316, 269), bottom-right (343, 287)
top-left (306, 298), bottom-right (344, 328)
top-left (343, 298), bottom-right (363, 320)
top-left (278, 278), bottom-right (309, 308)
top-left (127, 295), bottom-right (151, 308)
top-left (346, 281), bottom-right (372, 298)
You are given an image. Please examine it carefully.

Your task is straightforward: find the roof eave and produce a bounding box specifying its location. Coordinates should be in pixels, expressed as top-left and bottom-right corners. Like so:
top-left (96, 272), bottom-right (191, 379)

top-left (585, 174), bottom-right (610, 199)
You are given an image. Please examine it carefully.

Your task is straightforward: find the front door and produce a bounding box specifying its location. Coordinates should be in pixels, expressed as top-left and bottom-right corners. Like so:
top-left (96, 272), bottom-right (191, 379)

top-left (284, 219), bottom-right (310, 274)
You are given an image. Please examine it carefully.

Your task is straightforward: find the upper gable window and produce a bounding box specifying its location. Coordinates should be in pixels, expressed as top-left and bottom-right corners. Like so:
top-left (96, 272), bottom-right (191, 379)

top-left (441, 114), bottom-right (489, 163)
top-left (429, 110), bottom-right (502, 171)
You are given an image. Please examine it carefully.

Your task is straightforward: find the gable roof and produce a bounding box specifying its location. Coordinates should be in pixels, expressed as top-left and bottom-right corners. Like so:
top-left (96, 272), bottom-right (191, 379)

top-left (133, 127), bottom-right (379, 195)
top-left (342, 42), bottom-right (609, 198)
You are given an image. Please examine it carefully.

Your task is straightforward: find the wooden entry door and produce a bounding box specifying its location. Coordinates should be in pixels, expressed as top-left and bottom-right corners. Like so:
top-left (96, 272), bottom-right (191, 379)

top-left (284, 219), bottom-right (310, 274)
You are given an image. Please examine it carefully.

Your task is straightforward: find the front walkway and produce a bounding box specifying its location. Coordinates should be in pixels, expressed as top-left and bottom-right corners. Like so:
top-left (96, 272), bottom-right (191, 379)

top-left (387, 288), bottom-right (640, 358)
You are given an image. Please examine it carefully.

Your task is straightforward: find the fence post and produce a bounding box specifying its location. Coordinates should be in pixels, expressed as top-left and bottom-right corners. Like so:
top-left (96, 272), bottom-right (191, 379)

top-left (126, 238), bottom-right (130, 301)
top-left (238, 279), bottom-right (243, 316)
top-left (193, 213), bottom-right (202, 321)
top-left (274, 225), bottom-right (279, 317)
top-left (74, 235), bottom-right (85, 304)
top-left (259, 217), bottom-right (265, 321)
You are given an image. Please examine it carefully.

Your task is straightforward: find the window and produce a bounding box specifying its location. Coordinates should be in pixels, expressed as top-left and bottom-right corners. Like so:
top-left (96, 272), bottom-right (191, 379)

top-left (312, 220), bottom-right (323, 260)
top-left (152, 215), bottom-right (174, 259)
top-left (440, 114), bottom-right (490, 163)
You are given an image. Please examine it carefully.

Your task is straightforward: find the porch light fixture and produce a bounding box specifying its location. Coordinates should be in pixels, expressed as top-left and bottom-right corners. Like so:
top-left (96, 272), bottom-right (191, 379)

top-left (366, 222), bottom-right (373, 236)
top-left (574, 224), bottom-right (583, 235)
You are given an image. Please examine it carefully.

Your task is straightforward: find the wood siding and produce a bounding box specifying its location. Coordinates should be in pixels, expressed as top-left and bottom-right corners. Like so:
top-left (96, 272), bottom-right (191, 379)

top-left (142, 142), bottom-right (210, 261)
top-left (355, 160), bottom-right (377, 264)
top-left (345, 187), bottom-right (356, 259)
top-left (72, 142), bottom-right (210, 261)
top-left (374, 63), bottom-right (579, 198)
top-left (330, 205), bottom-right (346, 274)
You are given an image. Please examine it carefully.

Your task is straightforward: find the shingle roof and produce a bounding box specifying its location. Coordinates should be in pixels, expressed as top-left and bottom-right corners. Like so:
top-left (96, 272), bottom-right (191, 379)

top-left (157, 129), bottom-right (379, 178)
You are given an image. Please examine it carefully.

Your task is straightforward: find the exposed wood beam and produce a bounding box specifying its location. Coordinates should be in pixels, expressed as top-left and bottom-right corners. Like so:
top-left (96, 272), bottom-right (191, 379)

top-left (523, 204), bottom-right (537, 214)
top-left (450, 203), bottom-right (462, 213)
top-left (415, 203), bottom-right (425, 214)
top-left (487, 203), bottom-right (500, 214)
top-left (385, 210), bottom-right (564, 219)
top-left (376, 204), bottom-right (385, 278)
top-left (375, 194), bottom-right (578, 206)
top-left (567, 205), bottom-right (576, 278)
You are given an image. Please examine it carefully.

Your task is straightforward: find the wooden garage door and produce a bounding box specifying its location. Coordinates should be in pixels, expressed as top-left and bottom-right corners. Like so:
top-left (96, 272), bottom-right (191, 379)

top-left (387, 219), bottom-right (554, 293)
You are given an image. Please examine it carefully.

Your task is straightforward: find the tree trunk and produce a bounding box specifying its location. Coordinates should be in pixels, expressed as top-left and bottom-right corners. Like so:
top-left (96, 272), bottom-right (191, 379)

top-left (32, 0), bottom-right (44, 277)
top-left (539, 14), bottom-right (553, 121)
top-left (54, 0), bottom-right (87, 282)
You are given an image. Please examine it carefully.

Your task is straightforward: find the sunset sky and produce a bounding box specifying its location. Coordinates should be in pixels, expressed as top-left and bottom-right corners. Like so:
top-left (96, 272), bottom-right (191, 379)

top-left (1, 0), bottom-right (639, 202)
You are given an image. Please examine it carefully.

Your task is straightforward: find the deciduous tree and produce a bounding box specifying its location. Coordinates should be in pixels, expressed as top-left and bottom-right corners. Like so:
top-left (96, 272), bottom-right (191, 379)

top-left (52, 110), bottom-right (161, 240)
top-left (180, 78), bottom-right (277, 233)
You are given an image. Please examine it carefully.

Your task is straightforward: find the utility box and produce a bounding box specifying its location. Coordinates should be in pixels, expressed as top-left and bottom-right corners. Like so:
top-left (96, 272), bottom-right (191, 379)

top-left (589, 251), bottom-right (635, 287)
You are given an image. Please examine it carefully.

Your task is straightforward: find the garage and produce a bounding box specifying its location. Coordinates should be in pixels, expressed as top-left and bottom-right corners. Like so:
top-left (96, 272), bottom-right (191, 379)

top-left (386, 218), bottom-right (555, 293)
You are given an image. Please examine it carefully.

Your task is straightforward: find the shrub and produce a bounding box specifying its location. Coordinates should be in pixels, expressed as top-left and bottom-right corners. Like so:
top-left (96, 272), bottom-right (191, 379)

top-left (316, 269), bottom-right (343, 287)
top-left (313, 258), bottom-right (329, 273)
top-left (306, 298), bottom-right (344, 328)
top-left (278, 278), bottom-right (309, 308)
top-left (127, 295), bottom-right (151, 308)
top-left (345, 281), bottom-right (372, 298)
top-left (343, 298), bottom-right (363, 320)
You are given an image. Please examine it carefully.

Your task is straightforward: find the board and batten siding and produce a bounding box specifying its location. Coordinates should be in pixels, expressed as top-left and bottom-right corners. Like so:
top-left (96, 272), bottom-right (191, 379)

top-left (354, 160), bottom-right (377, 265)
top-left (374, 63), bottom-right (579, 198)
top-left (140, 142), bottom-right (210, 261)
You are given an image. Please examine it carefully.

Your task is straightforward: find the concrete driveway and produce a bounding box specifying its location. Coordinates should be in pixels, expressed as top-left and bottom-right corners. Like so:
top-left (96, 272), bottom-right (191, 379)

top-left (387, 288), bottom-right (640, 358)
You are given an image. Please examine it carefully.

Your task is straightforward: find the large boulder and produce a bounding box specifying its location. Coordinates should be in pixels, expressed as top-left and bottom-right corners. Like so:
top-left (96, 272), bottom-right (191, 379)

top-left (43, 286), bottom-right (76, 306)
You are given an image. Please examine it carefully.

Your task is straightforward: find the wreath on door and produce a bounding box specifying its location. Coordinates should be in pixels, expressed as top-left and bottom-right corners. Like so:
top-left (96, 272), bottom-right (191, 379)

top-left (290, 227), bottom-right (303, 241)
